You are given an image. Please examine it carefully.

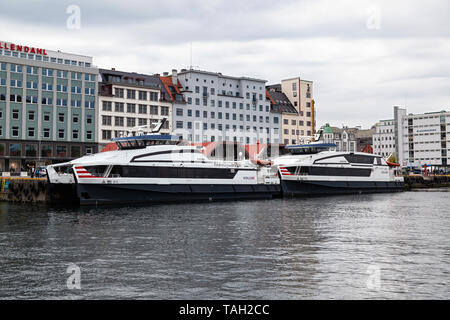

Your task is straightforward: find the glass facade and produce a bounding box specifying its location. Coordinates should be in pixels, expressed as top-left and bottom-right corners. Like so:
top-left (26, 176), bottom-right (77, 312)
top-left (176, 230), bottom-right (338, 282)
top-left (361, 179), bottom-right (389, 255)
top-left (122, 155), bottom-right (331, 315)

top-left (0, 45), bottom-right (99, 172)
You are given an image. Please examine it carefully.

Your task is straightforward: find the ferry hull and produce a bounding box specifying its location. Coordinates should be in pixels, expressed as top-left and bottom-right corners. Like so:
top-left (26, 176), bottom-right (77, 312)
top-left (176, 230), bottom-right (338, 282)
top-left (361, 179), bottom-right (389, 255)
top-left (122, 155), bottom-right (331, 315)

top-left (281, 180), bottom-right (404, 196)
top-left (55, 183), bottom-right (281, 206)
top-left (48, 183), bottom-right (80, 206)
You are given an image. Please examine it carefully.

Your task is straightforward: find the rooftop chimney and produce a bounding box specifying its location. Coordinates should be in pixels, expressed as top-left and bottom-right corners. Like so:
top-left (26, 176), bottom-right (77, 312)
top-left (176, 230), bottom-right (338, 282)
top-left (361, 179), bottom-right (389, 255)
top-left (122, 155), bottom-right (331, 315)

top-left (172, 69), bottom-right (178, 86)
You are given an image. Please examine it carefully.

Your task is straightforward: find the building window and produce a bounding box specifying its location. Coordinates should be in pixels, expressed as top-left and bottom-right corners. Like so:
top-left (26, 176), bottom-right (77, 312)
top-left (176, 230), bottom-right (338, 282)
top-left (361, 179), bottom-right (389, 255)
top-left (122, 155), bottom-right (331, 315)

top-left (58, 129), bottom-right (65, 139)
top-left (12, 109), bottom-right (19, 120)
top-left (56, 98), bottom-right (68, 106)
top-left (150, 105), bottom-right (159, 115)
top-left (9, 94), bottom-right (22, 103)
top-left (71, 72), bottom-right (81, 80)
top-left (42, 68), bottom-right (53, 77)
top-left (26, 96), bottom-right (38, 104)
top-left (102, 116), bottom-right (112, 126)
top-left (115, 116), bottom-right (124, 126)
top-left (85, 88), bottom-right (95, 95)
top-left (43, 128), bottom-right (50, 138)
top-left (127, 117), bottom-right (136, 127)
top-left (127, 103), bottom-right (136, 113)
top-left (71, 100), bottom-right (81, 107)
top-left (160, 106), bottom-right (169, 116)
top-left (102, 130), bottom-right (112, 140)
top-left (10, 79), bottom-right (23, 88)
top-left (41, 82), bottom-right (52, 91)
top-left (86, 131), bottom-right (92, 140)
top-left (149, 92), bottom-right (158, 101)
top-left (138, 91), bottom-right (147, 100)
top-left (84, 74), bottom-right (95, 82)
top-left (57, 70), bottom-right (68, 78)
top-left (86, 115), bottom-right (93, 124)
top-left (28, 110), bottom-right (35, 121)
top-left (115, 88), bottom-right (124, 98)
top-left (10, 64), bottom-right (23, 73)
top-left (138, 104), bottom-right (147, 114)
top-left (127, 89), bottom-right (136, 99)
top-left (176, 121), bottom-right (183, 129)
top-left (72, 130), bottom-right (79, 139)
top-left (12, 126), bottom-right (19, 137)
top-left (115, 102), bottom-right (124, 112)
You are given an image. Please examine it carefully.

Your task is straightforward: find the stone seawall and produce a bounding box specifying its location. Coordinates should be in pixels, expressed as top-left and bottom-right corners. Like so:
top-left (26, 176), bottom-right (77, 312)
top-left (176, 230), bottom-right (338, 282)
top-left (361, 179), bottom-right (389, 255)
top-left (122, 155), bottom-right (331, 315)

top-left (403, 175), bottom-right (450, 190)
top-left (0, 178), bottom-right (48, 203)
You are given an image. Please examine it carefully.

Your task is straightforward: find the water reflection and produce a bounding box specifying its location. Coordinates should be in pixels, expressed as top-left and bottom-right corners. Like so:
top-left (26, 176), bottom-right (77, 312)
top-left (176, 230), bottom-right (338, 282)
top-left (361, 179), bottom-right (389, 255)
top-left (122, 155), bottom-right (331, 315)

top-left (0, 191), bottom-right (449, 299)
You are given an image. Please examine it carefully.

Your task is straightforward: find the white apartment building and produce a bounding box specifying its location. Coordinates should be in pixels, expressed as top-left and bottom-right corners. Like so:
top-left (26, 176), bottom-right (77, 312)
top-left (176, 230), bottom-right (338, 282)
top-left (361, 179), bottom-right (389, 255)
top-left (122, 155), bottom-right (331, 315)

top-left (97, 69), bottom-right (172, 147)
top-left (394, 106), bottom-right (450, 168)
top-left (171, 69), bottom-right (281, 144)
top-left (373, 119), bottom-right (396, 157)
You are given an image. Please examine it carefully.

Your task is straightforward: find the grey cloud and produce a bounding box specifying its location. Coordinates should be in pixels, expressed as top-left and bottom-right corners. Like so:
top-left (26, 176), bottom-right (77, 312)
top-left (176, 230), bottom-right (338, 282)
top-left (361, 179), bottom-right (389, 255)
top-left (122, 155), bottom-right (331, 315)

top-left (1, 0), bottom-right (449, 129)
top-left (2, 0), bottom-right (449, 44)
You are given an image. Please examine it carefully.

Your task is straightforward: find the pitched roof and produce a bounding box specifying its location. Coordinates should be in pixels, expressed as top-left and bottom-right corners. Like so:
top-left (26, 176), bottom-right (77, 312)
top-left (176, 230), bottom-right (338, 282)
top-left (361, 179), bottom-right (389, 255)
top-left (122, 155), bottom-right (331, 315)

top-left (160, 76), bottom-right (185, 103)
top-left (99, 68), bottom-right (162, 89)
top-left (266, 90), bottom-right (298, 114)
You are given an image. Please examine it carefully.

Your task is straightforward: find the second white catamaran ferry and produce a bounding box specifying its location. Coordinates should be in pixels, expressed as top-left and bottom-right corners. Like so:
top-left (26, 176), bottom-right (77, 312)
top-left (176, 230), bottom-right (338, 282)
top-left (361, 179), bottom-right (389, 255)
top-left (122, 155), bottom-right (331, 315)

top-left (273, 142), bottom-right (404, 196)
top-left (47, 120), bottom-right (280, 205)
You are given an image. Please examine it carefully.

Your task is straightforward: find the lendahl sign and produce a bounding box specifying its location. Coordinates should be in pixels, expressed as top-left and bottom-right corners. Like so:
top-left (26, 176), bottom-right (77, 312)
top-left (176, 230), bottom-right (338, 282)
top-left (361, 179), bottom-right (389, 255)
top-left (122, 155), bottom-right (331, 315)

top-left (0, 41), bottom-right (48, 56)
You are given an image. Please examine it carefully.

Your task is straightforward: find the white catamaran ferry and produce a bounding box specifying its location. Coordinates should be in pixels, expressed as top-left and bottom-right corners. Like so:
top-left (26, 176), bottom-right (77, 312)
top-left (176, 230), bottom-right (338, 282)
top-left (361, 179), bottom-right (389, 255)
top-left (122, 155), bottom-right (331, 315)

top-left (46, 120), bottom-right (280, 206)
top-left (272, 142), bottom-right (404, 196)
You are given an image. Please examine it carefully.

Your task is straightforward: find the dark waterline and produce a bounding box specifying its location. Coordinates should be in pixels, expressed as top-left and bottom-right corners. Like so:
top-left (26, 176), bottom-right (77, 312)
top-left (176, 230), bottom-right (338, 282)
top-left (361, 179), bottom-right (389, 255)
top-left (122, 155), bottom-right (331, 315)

top-left (0, 190), bottom-right (449, 299)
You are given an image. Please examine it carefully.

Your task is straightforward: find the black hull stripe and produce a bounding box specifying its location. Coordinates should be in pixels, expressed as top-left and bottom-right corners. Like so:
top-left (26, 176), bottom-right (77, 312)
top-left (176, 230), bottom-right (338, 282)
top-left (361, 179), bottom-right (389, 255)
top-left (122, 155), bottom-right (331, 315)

top-left (281, 180), bottom-right (404, 195)
top-left (50, 183), bottom-right (281, 206)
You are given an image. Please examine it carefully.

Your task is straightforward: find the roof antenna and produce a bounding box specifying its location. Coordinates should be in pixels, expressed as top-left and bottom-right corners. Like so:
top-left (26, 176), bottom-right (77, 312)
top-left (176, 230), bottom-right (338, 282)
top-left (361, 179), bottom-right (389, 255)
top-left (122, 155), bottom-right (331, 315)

top-left (188, 42), bottom-right (199, 71)
top-left (190, 42), bottom-right (193, 70)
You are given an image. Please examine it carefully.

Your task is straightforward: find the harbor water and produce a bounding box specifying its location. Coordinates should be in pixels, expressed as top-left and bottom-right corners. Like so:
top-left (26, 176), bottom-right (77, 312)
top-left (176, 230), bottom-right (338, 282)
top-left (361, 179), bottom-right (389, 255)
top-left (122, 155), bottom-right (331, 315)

top-left (0, 190), bottom-right (449, 299)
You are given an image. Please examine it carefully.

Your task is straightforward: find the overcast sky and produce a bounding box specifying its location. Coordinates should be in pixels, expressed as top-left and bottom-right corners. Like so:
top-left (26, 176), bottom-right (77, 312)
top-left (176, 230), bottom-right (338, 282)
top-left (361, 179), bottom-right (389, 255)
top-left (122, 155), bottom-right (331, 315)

top-left (1, 0), bottom-right (449, 128)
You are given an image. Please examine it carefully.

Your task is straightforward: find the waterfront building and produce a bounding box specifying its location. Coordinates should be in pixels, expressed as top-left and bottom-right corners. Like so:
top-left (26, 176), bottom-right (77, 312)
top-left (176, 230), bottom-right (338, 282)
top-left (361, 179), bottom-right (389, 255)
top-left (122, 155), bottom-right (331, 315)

top-left (98, 68), bottom-right (173, 147)
top-left (321, 124), bottom-right (375, 153)
top-left (267, 78), bottom-right (315, 145)
top-left (172, 69), bottom-right (281, 144)
top-left (266, 86), bottom-right (299, 145)
top-left (394, 106), bottom-right (450, 168)
top-left (0, 41), bottom-right (98, 173)
top-left (373, 119), bottom-right (396, 157)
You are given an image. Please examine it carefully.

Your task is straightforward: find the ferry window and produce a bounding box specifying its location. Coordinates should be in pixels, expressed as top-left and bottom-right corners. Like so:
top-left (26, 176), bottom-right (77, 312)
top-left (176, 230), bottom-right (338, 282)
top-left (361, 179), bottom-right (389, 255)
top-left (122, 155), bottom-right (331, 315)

top-left (344, 154), bottom-right (375, 164)
top-left (84, 166), bottom-right (107, 176)
top-left (299, 167), bottom-right (309, 174)
top-left (109, 166), bottom-right (123, 178)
